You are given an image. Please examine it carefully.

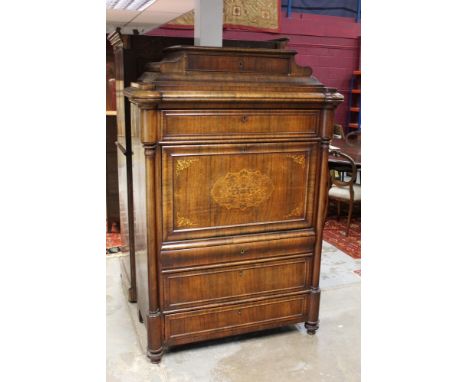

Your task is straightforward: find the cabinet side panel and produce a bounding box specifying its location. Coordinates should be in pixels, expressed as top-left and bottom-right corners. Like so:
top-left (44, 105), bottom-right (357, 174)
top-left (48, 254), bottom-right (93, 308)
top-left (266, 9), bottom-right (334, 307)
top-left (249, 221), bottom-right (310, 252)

top-left (117, 137), bottom-right (130, 253)
top-left (132, 104), bottom-right (149, 318)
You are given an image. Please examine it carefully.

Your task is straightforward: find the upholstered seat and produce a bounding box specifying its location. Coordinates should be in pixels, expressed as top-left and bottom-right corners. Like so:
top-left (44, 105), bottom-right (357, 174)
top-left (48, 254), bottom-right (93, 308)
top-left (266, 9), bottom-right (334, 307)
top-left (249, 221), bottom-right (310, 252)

top-left (328, 184), bottom-right (361, 201)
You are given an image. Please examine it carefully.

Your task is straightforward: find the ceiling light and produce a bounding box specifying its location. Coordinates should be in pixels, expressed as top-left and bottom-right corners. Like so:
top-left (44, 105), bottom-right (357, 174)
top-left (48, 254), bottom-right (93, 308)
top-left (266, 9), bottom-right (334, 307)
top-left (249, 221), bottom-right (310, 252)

top-left (106, 0), bottom-right (157, 11)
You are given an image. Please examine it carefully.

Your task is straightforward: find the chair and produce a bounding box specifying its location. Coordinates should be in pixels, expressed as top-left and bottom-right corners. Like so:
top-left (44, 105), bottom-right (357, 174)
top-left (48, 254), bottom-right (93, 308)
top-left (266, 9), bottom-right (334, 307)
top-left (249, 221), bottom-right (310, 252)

top-left (331, 124), bottom-right (346, 180)
top-left (333, 124), bottom-right (345, 139)
top-left (345, 130), bottom-right (361, 146)
top-left (345, 130), bottom-right (361, 184)
top-left (327, 150), bottom-right (361, 236)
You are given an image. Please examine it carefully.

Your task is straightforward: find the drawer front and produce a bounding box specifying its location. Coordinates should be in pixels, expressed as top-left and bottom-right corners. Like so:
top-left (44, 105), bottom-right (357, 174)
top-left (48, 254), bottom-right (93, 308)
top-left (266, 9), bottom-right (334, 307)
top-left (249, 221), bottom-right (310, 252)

top-left (162, 142), bottom-right (319, 241)
top-left (162, 110), bottom-right (319, 141)
top-left (162, 256), bottom-right (312, 310)
top-left (165, 294), bottom-right (308, 346)
top-left (161, 232), bottom-right (315, 269)
top-left (187, 54), bottom-right (290, 75)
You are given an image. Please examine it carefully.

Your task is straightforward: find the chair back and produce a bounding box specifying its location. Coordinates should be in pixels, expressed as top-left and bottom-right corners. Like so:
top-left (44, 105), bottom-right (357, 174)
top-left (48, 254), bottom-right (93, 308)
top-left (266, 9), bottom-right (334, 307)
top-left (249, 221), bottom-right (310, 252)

top-left (345, 130), bottom-right (361, 147)
top-left (329, 150), bottom-right (358, 187)
top-left (333, 124), bottom-right (345, 139)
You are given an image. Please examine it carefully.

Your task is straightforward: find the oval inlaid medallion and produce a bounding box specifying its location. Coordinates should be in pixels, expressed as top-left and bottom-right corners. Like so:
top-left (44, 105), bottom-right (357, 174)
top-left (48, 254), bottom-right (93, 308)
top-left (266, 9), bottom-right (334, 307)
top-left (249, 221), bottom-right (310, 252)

top-left (211, 169), bottom-right (273, 210)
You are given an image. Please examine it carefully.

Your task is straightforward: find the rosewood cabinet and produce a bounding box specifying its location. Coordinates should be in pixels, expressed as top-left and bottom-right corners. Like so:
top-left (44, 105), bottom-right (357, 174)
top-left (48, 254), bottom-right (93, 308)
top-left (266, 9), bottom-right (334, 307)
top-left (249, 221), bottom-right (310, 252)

top-left (125, 45), bottom-right (343, 363)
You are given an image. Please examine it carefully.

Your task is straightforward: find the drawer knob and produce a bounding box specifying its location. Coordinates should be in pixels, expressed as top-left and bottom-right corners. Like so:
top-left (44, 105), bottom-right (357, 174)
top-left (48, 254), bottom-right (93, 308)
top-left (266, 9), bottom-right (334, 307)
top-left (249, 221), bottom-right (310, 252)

top-left (241, 115), bottom-right (248, 123)
top-left (240, 248), bottom-right (246, 255)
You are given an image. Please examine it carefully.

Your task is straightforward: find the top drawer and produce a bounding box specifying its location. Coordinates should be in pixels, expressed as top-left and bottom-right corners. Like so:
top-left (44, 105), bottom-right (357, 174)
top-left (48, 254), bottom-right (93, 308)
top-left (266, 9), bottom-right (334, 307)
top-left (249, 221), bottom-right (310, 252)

top-left (161, 110), bottom-right (320, 141)
top-left (187, 54), bottom-right (290, 75)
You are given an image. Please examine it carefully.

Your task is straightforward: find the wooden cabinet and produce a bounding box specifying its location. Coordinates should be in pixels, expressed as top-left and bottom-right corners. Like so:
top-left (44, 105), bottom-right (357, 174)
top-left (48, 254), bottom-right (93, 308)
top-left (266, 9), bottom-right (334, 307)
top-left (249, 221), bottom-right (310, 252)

top-left (106, 42), bottom-right (119, 232)
top-left (125, 45), bottom-right (343, 363)
top-left (106, 115), bottom-right (120, 232)
top-left (107, 32), bottom-right (195, 302)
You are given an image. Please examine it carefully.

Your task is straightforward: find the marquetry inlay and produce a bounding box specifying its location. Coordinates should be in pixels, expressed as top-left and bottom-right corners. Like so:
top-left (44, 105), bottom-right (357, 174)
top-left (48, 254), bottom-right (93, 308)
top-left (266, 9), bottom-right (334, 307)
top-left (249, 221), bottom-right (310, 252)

top-left (175, 158), bottom-right (199, 176)
top-left (211, 169), bottom-right (273, 210)
top-left (176, 213), bottom-right (196, 228)
top-left (286, 154), bottom-right (306, 168)
top-left (285, 205), bottom-right (303, 219)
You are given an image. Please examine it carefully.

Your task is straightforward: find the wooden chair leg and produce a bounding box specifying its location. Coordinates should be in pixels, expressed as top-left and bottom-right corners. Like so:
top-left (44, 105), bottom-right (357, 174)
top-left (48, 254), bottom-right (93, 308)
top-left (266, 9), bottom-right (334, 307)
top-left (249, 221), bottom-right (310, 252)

top-left (336, 200), bottom-right (341, 221)
top-left (324, 195), bottom-right (329, 221)
top-left (345, 201), bottom-right (353, 236)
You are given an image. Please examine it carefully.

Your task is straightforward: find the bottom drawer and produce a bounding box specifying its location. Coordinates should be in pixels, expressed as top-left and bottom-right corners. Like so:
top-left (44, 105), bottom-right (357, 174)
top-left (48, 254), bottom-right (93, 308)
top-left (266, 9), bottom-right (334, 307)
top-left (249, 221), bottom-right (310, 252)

top-left (164, 294), bottom-right (308, 346)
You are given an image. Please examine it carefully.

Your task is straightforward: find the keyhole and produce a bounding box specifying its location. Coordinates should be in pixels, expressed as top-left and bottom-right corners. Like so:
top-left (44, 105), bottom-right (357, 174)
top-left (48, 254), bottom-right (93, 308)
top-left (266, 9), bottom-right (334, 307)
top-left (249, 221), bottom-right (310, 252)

top-left (240, 248), bottom-right (246, 255)
top-left (239, 60), bottom-right (244, 70)
top-left (241, 115), bottom-right (248, 123)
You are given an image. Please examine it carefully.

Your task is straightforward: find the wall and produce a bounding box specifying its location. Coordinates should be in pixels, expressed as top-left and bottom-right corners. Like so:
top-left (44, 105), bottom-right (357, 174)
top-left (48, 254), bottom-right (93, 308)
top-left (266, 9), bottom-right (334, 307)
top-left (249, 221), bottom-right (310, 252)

top-left (146, 10), bottom-right (361, 128)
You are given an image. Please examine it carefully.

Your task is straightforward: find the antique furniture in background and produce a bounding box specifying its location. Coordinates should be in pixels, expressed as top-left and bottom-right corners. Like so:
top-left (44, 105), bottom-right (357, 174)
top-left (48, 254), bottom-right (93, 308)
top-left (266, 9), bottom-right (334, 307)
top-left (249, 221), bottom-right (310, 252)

top-left (125, 44), bottom-right (343, 362)
top-left (106, 43), bottom-right (119, 232)
top-left (327, 150), bottom-right (361, 236)
top-left (108, 32), bottom-right (195, 302)
top-left (106, 116), bottom-right (120, 233)
top-left (333, 123), bottom-right (345, 139)
top-left (346, 130), bottom-right (361, 147)
top-left (329, 137), bottom-right (361, 168)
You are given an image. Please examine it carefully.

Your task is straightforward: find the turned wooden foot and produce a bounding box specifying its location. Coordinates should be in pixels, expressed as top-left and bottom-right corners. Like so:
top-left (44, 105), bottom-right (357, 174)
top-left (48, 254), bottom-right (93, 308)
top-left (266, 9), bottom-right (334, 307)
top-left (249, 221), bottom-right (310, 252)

top-left (128, 287), bottom-right (137, 303)
top-left (147, 348), bottom-right (164, 364)
top-left (305, 320), bottom-right (319, 335)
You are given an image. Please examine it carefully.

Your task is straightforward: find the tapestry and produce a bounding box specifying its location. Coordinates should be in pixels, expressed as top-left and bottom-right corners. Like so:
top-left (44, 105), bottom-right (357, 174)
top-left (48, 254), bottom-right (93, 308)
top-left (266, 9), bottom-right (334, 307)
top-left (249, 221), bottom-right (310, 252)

top-left (166, 0), bottom-right (280, 32)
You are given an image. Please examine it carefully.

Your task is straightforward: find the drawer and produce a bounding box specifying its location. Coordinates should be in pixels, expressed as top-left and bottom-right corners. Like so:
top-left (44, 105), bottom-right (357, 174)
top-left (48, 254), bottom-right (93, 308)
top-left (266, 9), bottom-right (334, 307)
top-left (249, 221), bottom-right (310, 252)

top-left (187, 54), bottom-right (290, 75)
top-left (165, 294), bottom-right (309, 346)
top-left (161, 231), bottom-right (315, 269)
top-left (162, 256), bottom-right (312, 310)
top-left (161, 110), bottom-right (319, 141)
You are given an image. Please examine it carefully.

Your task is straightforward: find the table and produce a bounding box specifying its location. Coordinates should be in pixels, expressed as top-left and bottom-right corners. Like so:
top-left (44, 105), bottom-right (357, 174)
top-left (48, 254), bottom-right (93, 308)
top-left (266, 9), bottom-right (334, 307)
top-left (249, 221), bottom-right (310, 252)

top-left (329, 138), bottom-right (361, 167)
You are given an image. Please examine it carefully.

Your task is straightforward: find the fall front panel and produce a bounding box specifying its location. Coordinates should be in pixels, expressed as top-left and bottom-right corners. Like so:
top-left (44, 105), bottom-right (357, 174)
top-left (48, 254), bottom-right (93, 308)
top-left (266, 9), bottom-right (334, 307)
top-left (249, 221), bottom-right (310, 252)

top-left (161, 142), bottom-right (319, 241)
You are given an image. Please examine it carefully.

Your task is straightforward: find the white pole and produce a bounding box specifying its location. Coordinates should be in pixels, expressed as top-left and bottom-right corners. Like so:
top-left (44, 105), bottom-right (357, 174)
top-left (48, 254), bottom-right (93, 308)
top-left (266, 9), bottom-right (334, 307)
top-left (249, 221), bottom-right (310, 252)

top-left (194, 0), bottom-right (223, 47)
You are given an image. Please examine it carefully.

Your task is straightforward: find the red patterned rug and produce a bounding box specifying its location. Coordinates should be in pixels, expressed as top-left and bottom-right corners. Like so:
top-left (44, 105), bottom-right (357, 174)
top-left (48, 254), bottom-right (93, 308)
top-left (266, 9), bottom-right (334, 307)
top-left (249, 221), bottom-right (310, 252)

top-left (106, 232), bottom-right (122, 254)
top-left (323, 216), bottom-right (361, 260)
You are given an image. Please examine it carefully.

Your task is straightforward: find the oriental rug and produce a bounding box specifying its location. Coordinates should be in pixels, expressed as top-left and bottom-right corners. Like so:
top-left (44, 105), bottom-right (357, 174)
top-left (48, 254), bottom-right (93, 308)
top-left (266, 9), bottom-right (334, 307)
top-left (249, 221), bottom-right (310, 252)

top-left (106, 232), bottom-right (122, 254)
top-left (323, 217), bottom-right (361, 260)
